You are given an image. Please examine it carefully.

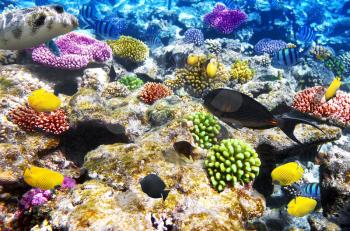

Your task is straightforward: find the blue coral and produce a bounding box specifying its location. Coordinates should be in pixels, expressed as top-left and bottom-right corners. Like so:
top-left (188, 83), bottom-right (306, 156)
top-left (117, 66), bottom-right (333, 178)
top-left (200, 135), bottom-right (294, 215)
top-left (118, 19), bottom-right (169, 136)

top-left (184, 28), bottom-right (204, 46)
top-left (254, 38), bottom-right (287, 55)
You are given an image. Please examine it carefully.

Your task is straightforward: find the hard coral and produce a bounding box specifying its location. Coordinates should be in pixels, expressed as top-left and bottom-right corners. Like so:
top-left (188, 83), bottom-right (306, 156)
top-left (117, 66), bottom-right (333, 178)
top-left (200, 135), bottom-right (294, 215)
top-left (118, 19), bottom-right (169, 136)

top-left (203, 4), bottom-right (247, 34)
top-left (186, 112), bottom-right (221, 149)
top-left (324, 56), bottom-right (345, 77)
top-left (184, 28), bottom-right (204, 46)
top-left (118, 75), bottom-right (144, 90)
top-left (204, 139), bottom-right (261, 192)
top-left (107, 36), bottom-right (149, 63)
top-left (230, 60), bottom-right (255, 83)
top-left (7, 105), bottom-right (69, 135)
top-left (254, 38), bottom-right (287, 55)
top-left (32, 32), bottom-right (112, 70)
top-left (292, 86), bottom-right (350, 126)
top-left (139, 82), bottom-right (173, 104)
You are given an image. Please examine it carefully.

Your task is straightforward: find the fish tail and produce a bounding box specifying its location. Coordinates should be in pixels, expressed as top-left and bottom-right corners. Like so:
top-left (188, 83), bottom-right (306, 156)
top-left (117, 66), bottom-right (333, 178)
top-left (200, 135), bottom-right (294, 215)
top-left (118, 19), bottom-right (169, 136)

top-left (276, 112), bottom-right (325, 144)
top-left (161, 190), bottom-right (170, 201)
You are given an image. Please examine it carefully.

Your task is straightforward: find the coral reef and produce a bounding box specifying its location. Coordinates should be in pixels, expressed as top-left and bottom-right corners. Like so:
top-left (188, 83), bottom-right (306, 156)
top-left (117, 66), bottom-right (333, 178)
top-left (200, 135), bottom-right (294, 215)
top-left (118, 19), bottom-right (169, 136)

top-left (32, 32), bottom-right (112, 70)
top-left (7, 105), bottom-right (69, 135)
top-left (101, 82), bottom-right (130, 99)
top-left (139, 83), bottom-right (173, 104)
top-left (324, 56), bottom-right (345, 77)
top-left (107, 36), bottom-right (149, 63)
top-left (230, 60), bottom-right (255, 83)
top-left (338, 51), bottom-right (350, 75)
top-left (203, 4), bottom-right (247, 34)
top-left (310, 45), bottom-right (334, 61)
top-left (20, 188), bottom-right (52, 210)
top-left (205, 139), bottom-right (261, 192)
top-left (292, 86), bottom-right (350, 126)
top-left (186, 112), bottom-right (221, 149)
top-left (183, 28), bottom-right (204, 46)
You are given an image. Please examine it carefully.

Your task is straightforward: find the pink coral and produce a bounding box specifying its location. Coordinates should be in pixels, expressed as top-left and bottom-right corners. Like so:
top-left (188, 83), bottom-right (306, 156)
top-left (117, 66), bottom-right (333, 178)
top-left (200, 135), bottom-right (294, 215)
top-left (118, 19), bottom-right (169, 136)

top-left (8, 105), bottom-right (69, 135)
top-left (31, 32), bottom-right (112, 70)
top-left (20, 188), bottom-right (52, 210)
top-left (292, 86), bottom-right (350, 125)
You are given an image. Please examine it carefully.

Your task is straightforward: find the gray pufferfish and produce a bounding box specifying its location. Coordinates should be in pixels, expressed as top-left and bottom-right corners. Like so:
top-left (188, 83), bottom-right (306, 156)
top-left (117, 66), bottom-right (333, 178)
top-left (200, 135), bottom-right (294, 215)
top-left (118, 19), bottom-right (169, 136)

top-left (0, 5), bottom-right (78, 50)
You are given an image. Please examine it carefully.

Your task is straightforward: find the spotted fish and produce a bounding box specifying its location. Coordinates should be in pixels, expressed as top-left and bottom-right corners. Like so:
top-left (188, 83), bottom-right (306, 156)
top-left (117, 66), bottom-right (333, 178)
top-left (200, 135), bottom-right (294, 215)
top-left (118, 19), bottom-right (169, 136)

top-left (0, 5), bottom-right (78, 50)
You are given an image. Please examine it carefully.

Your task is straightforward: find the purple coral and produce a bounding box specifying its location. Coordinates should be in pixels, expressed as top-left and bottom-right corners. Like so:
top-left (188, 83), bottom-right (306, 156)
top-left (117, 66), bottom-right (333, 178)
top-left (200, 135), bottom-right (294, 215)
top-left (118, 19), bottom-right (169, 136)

top-left (184, 28), bottom-right (204, 46)
top-left (62, 176), bottom-right (76, 189)
top-left (32, 32), bottom-right (112, 70)
top-left (203, 4), bottom-right (247, 34)
top-left (20, 188), bottom-right (52, 210)
top-left (254, 38), bottom-right (287, 55)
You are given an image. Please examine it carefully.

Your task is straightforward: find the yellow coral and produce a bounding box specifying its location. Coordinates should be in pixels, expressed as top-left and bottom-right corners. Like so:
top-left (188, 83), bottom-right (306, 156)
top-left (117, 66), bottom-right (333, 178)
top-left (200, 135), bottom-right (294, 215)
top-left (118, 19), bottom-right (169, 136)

top-left (107, 36), bottom-right (149, 63)
top-left (230, 60), bottom-right (255, 83)
top-left (28, 88), bottom-right (61, 112)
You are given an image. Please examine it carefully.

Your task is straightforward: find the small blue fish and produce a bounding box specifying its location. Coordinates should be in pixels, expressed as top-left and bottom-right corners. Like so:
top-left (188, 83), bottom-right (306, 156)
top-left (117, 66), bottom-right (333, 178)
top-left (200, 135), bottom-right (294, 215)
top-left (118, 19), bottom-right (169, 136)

top-left (272, 47), bottom-right (308, 68)
top-left (93, 18), bottom-right (127, 40)
top-left (294, 183), bottom-right (321, 200)
top-left (79, 4), bottom-right (101, 28)
top-left (45, 40), bottom-right (60, 57)
top-left (296, 25), bottom-right (316, 45)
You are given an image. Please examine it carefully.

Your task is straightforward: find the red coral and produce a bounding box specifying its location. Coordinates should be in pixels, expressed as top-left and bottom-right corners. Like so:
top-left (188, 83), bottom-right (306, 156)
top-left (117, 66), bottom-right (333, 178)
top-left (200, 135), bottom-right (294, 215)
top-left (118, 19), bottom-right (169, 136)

top-left (292, 86), bottom-right (350, 125)
top-left (7, 105), bottom-right (69, 135)
top-left (139, 83), bottom-right (173, 104)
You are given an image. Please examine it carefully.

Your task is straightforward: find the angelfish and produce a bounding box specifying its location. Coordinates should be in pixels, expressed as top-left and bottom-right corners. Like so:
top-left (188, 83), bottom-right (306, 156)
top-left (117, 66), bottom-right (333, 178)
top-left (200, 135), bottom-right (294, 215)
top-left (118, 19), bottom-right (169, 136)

top-left (0, 5), bottom-right (78, 50)
top-left (203, 88), bottom-right (325, 144)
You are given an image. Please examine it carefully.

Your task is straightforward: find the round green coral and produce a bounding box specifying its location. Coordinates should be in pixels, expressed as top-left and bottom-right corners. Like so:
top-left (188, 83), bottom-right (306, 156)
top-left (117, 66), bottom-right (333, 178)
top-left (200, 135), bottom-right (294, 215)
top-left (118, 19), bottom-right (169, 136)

top-left (187, 112), bottom-right (221, 149)
top-left (204, 139), bottom-right (261, 192)
top-left (118, 75), bottom-right (144, 90)
top-left (107, 36), bottom-right (149, 63)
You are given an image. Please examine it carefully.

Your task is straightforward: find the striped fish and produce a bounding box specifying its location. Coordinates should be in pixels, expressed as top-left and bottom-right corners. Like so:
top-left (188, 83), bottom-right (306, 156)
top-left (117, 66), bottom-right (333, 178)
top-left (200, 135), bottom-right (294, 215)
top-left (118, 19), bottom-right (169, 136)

top-left (79, 4), bottom-right (101, 28)
top-left (272, 47), bottom-right (305, 68)
top-left (221, 0), bottom-right (237, 9)
top-left (93, 19), bottom-right (127, 40)
top-left (295, 183), bottom-right (321, 200)
top-left (296, 25), bottom-right (316, 44)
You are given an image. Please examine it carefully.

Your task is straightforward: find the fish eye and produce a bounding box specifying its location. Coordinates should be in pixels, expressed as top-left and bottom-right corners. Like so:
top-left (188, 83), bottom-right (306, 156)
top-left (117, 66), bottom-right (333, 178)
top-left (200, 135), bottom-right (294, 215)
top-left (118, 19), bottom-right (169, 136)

top-left (53, 5), bottom-right (64, 14)
top-left (34, 15), bottom-right (46, 27)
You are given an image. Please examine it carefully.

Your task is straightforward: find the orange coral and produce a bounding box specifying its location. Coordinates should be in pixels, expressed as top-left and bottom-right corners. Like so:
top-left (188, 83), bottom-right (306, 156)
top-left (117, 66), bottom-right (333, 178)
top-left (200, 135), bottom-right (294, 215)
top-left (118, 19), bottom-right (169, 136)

top-left (139, 82), bottom-right (173, 104)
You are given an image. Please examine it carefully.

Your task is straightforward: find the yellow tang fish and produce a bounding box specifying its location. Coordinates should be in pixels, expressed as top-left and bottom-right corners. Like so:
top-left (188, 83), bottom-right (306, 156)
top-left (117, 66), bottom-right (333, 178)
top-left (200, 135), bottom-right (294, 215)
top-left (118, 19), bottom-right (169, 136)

top-left (187, 54), bottom-right (200, 66)
top-left (28, 88), bottom-right (61, 112)
top-left (271, 162), bottom-right (304, 186)
top-left (324, 77), bottom-right (341, 101)
top-left (23, 165), bottom-right (64, 190)
top-left (206, 58), bottom-right (218, 78)
top-left (287, 196), bottom-right (317, 217)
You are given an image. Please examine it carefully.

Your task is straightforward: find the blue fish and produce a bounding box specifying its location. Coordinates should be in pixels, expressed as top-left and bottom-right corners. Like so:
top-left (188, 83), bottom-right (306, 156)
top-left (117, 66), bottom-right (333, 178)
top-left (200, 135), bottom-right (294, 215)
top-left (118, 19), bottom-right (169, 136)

top-left (272, 47), bottom-right (308, 68)
top-left (296, 25), bottom-right (316, 45)
top-left (45, 40), bottom-right (60, 57)
top-left (79, 4), bottom-right (101, 28)
top-left (93, 19), bottom-right (127, 40)
top-left (294, 183), bottom-right (321, 200)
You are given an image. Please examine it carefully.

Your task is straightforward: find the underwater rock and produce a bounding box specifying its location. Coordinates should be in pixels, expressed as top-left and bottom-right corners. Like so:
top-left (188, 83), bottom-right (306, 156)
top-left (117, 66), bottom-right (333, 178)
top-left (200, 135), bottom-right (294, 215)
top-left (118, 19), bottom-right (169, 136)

top-left (319, 144), bottom-right (350, 227)
top-left (0, 49), bottom-right (19, 65)
top-left (78, 68), bottom-right (110, 93)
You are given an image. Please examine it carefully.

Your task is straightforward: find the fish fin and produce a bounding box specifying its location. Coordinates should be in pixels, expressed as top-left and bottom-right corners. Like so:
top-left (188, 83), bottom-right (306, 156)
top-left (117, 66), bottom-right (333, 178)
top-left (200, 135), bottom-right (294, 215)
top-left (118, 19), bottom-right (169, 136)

top-left (45, 40), bottom-right (60, 57)
top-left (161, 190), bottom-right (170, 201)
top-left (276, 110), bottom-right (325, 144)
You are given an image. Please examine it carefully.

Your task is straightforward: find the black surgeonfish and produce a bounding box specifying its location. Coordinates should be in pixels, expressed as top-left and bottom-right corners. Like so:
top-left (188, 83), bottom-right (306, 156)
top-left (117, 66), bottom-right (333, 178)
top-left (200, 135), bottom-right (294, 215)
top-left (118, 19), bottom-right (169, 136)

top-left (140, 174), bottom-right (170, 200)
top-left (203, 88), bottom-right (325, 144)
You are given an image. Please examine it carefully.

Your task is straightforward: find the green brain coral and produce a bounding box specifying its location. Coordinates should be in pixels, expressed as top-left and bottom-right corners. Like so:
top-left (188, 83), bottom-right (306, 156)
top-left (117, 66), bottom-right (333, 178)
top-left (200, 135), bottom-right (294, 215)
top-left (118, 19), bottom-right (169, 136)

top-left (187, 112), bottom-right (221, 149)
top-left (205, 139), bottom-right (261, 192)
top-left (118, 75), bottom-right (144, 90)
top-left (107, 36), bottom-right (149, 63)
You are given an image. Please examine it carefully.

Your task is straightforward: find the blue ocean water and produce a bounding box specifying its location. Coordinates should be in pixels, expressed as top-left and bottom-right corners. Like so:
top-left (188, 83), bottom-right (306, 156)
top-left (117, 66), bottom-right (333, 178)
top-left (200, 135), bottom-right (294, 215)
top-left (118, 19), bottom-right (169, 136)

top-left (0, 0), bottom-right (350, 230)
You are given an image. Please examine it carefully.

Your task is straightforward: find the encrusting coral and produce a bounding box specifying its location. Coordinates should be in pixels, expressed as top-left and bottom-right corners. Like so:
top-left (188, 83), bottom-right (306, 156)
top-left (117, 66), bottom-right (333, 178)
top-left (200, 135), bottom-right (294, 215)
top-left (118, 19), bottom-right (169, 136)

top-left (205, 139), bottom-right (261, 192)
top-left (107, 36), bottom-right (149, 63)
top-left (139, 82), bottom-right (173, 104)
top-left (186, 112), bottom-right (221, 149)
top-left (165, 54), bottom-right (230, 97)
top-left (230, 60), bottom-right (255, 83)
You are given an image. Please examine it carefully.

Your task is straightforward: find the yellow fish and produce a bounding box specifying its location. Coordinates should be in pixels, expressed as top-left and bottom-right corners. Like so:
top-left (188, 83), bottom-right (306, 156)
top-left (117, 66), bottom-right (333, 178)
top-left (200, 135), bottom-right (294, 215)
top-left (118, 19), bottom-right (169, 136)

top-left (28, 89), bottom-right (61, 112)
top-left (324, 77), bottom-right (341, 101)
top-left (271, 162), bottom-right (304, 186)
top-left (206, 58), bottom-right (218, 78)
top-left (187, 54), bottom-right (200, 66)
top-left (23, 165), bottom-right (64, 190)
top-left (287, 196), bottom-right (317, 217)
